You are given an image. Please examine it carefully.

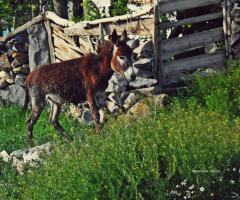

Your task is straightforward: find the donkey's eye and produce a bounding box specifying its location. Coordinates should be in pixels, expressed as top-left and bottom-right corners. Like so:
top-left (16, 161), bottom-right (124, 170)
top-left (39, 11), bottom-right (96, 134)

top-left (119, 56), bottom-right (125, 60)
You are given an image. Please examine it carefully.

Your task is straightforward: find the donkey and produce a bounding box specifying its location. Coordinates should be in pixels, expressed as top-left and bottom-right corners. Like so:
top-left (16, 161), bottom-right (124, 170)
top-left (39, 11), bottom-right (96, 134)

top-left (21, 29), bottom-right (136, 143)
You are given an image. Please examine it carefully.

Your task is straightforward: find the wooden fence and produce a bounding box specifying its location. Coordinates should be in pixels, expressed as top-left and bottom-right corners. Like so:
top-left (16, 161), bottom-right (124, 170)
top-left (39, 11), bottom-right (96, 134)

top-left (153, 0), bottom-right (231, 87)
top-left (0, 0), bottom-right (233, 89)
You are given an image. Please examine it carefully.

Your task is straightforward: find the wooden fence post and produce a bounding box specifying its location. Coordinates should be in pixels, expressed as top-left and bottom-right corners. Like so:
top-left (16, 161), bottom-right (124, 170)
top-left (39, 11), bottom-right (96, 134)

top-left (153, 1), bottom-right (163, 87)
top-left (223, 0), bottom-right (232, 60)
top-left (44, 18), bottom-right (56, 63)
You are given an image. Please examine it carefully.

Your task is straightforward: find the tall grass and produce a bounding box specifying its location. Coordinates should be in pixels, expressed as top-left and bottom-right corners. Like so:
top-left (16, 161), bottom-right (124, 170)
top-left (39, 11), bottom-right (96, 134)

top-left (0, 61), bottom-right (240, 199)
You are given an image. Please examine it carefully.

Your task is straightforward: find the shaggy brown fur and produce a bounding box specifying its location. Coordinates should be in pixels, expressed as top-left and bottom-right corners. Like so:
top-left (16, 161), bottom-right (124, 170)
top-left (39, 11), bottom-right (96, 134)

top-left (22, 30), bottom-right (135, 143)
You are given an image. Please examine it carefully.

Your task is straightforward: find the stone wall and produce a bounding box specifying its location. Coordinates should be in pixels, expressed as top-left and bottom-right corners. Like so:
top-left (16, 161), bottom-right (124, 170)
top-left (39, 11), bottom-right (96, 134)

top-left (0, 23), bottom-right (50, 105)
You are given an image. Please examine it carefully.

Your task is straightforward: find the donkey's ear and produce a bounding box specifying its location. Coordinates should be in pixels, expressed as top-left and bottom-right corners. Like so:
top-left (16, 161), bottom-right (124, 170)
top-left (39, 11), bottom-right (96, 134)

top-left (120, 30), bottom-right (127, 42)
top-left (111, 29), bottom-right (118, 46)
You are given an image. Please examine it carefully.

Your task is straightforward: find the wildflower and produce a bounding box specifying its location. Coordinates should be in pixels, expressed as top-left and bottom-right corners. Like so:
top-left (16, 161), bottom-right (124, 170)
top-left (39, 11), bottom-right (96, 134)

top-left (176, 184), bottom-right (180, 188)
top-left (181, 179), bottom-right (187, 186)
top-left (211, 193), bottom-right (214, 196)
top-left (227, 168), bottom-right (230, 171)
top-left (189, 184), bottom-right (194, 190)
top-left (200, 187), bottom-right (205, 192)
top-left (219, 177), bottom-right (223, 181)
top-left (233, 168), bottom-right (237, 171)
top-left (184, 196), bottom-right (187, 199)
top-left (230, 179), bottom-right (235, 184)
top-left (212, 181), bottom-right (215, 184)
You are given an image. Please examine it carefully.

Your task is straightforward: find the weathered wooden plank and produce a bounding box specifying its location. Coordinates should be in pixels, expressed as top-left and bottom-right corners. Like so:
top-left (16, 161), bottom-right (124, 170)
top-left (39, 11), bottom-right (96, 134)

top-left (64, 18), bottom-right (154, 36)
top-left (159, 0), bottom-right (222, 14)
top-left (80, 6), bottom-right (153, 28)
top-left (44, 19), bottom-right (56, 63)
top-left (53, 28), bottom-right (77, 46)
top-left (163, 50), bottom-right (226, 76)
top-left (161, 12), bottom-right (223, 30)
top-left (53, 34), bottom-right (85, 54)
top-left (53, 34), bottom-right (82, 58)
top-left (51, 23), bottom-right (64, 30)
top-left (55, 48), bottom-right (72, 61)
top-left (45, 11), bottom-right (75, 27)
top-left (162, 28), bottom-right (224, 57)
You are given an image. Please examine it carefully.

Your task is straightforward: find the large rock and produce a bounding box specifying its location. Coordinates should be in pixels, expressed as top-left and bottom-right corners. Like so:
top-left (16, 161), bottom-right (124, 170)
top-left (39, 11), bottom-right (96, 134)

top-left (0, 71), bottom-right (15, 84)
top-left (133, 40), bottom-right (153, 59)
top-left (127, 39), bottom-right (139, 49)
top-left (11, 53), bottom-right (28, 68)
top-left (0, 79), bottom-right (9, 88)
top-left (0, 84), bottom-right (25, 105)
top-left (15, 74), bottom-right (28, 86)
top-left (129, 77), bottom-right (158, 89)
top-left (106, 73), bottom-right (129, 92)
top-left (123, 92), bottom-right (140, 109)
top-left (27, 23), bottom-right (50, 72)
top-left (133, 58), bottom-right (153, 70)
top-left (0, 53), bottom-right (12, 71)
top-left (133, 67), bottom-right (153, 78)
top-left (13, 64), bottom-right (30, 74)
top-left (12, 41), bottom-right (28, 53)
top-left (125, 94), bottom-right (167, 121)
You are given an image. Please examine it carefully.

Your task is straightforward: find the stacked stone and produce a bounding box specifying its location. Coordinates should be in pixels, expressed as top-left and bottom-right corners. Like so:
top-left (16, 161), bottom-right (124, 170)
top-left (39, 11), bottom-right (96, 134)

top-left (0, 36), bottom-right (29, 105)
top-left (68, 37), bottom-right (162, 124)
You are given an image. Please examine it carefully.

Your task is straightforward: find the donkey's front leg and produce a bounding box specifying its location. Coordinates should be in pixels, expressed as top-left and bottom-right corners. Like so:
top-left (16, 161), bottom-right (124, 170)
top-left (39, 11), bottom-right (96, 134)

top-left (87, 91), bottom-right (100, 133)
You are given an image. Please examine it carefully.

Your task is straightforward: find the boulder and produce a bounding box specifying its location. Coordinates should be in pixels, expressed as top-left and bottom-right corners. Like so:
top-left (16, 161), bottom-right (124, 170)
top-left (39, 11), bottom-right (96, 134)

top-left (108, 91), bottom-right (129, 105)
top-left (232, 21), bottom-right (240, 34)
top-left (12, 41), bottom-right (28, 53)
top-left (79, 110), bottom-right (93, 124)
top-left (231, 8), bottom-right (240, 23)
top-left (13, 64), bottom-right (30, 74)
top-left (123, 92), bottom-right (140, 109)
top-left (127, 39), bottom-right (139, 49)
top-left (133, 40), bottom-right (153, 59)
top-left (15, 74), bottom-right (28, 86)
top-left (0, 150), bottom-right (11, 162)
top-left (133, 86), bottom-right (162, 97)
top-left (232, 42), bottom-right (240, 58)
top-left (0, 84), bottom-right (25, 105)
top-left (105, 100), bottom-right (120, 114)
top-left (0, 71), bottom-right (15, 84)
top-left (133, 58), bottom-right (153, 70)
top-left (106, 73), bottom-right (129, 92)
top-left (129, 77), bottom-right (158, 89)
top-left (125, 94), bottom-right (167, 120)
top-left (0, 53), bottom-right (12, 71)
top-left (11, 53), bottom-right (28, 68)
top-left (27, 23), bottom-right (50, 72)
top-left (133, 67), bottom-right (153, 78)
top-left (0, 79), bottom-right (9, 88)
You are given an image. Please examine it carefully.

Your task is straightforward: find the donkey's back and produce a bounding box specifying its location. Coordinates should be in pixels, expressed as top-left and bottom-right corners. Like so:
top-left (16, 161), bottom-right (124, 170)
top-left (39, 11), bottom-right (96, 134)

top-left (22, 29), bottom-right (136, 143)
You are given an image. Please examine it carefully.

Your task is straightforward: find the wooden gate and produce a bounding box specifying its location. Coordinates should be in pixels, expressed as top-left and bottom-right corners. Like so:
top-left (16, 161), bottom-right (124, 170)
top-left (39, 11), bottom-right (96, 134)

top-left (153, 0), bottom-right (232, 88)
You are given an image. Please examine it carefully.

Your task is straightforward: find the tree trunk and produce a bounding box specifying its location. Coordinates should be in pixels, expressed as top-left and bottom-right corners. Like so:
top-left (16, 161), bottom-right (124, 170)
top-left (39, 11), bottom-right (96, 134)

top-left (73, 0), bottom-right (83, 19)
top-left (53, 0), bottom-right (68, 19)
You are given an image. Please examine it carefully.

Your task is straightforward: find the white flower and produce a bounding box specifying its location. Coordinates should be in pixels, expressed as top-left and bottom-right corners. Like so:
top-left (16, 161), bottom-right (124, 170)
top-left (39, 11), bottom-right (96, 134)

top-left (184, 196), bottom-right (187, 199)
top-left (176, 184), bottom-right (180, 188)
top-left (230, 179), bottom-right (235, 184)
top-left (233, 168), bottom-right (237, 171)
top-left (181, 179), bottom-right (187, 186)
top-left (189, 184), bottom-right (194, 190)
top-left (200, 187), bottom-right (205, 192)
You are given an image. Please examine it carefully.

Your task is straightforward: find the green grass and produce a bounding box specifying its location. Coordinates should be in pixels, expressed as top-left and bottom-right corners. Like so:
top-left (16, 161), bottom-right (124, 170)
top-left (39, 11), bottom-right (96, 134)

top-left (1, 61), bottom-right (240, 199)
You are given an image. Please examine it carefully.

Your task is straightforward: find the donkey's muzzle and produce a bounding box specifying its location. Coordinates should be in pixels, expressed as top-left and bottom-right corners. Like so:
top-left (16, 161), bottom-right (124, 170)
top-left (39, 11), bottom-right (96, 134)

top-left (124, 66), bottom-right (136, 82)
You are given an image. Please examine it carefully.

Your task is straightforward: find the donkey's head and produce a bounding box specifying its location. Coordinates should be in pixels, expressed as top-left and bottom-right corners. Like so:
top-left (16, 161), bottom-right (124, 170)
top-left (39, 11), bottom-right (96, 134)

top-left (110, 29), bottom-right (136, 82)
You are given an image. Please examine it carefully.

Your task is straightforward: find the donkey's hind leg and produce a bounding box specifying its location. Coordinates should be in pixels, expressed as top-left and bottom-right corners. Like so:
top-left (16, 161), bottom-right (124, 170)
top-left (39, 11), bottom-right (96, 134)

top-left (26, 105), bottom-right (45, 143)
top-left (48, 100), bottom-right (73, 142)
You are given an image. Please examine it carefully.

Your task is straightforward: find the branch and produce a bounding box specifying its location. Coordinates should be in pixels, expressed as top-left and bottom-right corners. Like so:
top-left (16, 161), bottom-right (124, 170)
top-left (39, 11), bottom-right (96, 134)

top-left (45, 11), bottom-right (75, 27)
top-left (0, 14), bottom-right (44, 43)
top-left (80, 6), bottom-right (154, 28)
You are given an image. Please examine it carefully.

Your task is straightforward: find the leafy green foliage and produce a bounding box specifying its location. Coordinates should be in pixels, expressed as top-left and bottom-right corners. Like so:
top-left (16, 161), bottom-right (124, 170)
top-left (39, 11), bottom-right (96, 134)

top-left (109, 0), bottom-right (130, 17)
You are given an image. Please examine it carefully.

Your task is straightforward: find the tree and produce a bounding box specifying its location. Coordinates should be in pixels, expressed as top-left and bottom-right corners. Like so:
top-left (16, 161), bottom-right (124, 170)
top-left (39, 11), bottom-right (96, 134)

top-left (53, 0), bottom-right (68, 19)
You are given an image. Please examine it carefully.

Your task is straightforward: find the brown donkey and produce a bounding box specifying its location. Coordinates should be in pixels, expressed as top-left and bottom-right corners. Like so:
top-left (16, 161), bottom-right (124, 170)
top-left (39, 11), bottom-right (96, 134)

top-left (22, 29), bottom-right (136, 143)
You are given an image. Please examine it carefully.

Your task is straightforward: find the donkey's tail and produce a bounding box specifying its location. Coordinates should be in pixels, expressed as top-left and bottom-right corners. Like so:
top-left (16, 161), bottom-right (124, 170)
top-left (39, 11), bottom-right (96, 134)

top-left (21, 86), bottom-right (29, 115)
